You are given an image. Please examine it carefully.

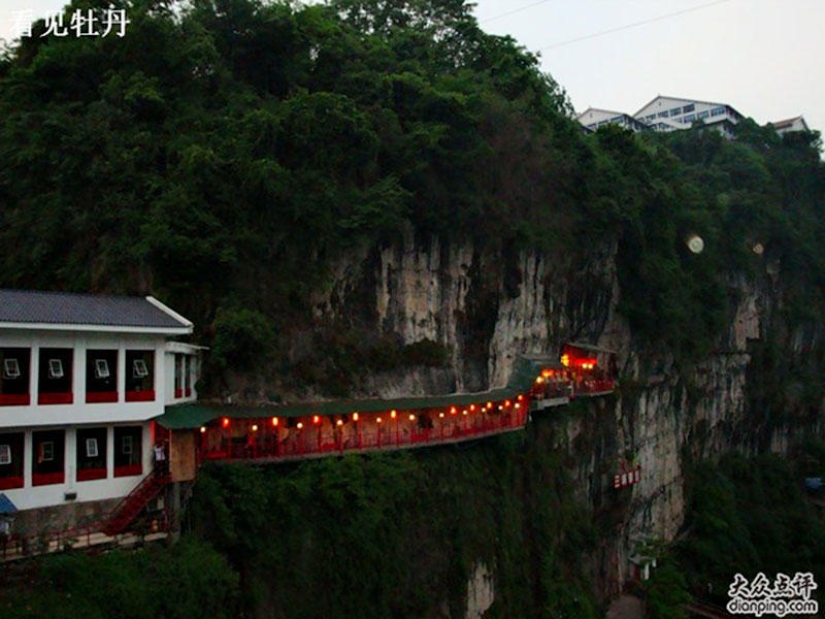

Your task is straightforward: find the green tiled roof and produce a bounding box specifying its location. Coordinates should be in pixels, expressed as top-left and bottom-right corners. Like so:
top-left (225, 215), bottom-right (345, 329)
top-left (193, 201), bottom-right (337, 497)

top-left (158, 356), bottom-right (556, 430)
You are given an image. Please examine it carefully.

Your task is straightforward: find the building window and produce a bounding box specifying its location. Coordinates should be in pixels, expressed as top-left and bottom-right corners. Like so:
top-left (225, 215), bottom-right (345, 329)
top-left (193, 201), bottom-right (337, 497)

top-left (698, 111), bottom-right (709, 120)
top-left (114, 426), bottom-right (142, 477)
top-left (86, 350), bottom-right (118, 403)
top-left (683, 104), bottom-right (695, 113)
top-left (658, 111), bottom-right (669, 118)
top-left (77, 427), bottom-right (107, 481)
top-left (669, 107), bottom-right (682, 116)
top-left (48, 359), bottom-right (64, 379)
top-left (125, 351), bottom-right (154, 402)
top-left (684, 114), bottom-right (695, 123)
top-left (0, 433), bottom-right (24, 490)
top-left (95, 360), bottom-right (109, 379)
top-left (0, 348), bottom-right (30, 406)
top-left (711, 106), bottom-right (725, 117)
top-left (32, 430), bottom-right (65, 486)
top-left (38, 348), bottom-right (73, 405)
top-left (3, 359), bottom-right (20, 379)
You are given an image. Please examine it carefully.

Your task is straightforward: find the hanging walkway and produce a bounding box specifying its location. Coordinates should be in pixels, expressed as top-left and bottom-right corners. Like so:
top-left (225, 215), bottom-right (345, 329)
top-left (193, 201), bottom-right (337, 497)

top-left (158, 356), bottom-right (616, 466)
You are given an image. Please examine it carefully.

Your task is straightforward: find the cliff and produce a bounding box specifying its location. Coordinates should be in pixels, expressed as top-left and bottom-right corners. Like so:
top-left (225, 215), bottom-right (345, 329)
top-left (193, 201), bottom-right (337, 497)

top-left (273, 227), bottom-right (821, 606)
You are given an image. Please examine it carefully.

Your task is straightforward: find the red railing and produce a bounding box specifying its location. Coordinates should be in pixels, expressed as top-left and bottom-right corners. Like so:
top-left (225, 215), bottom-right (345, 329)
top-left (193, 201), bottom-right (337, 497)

top-left (32, 472), bottom-right (65, 486)
top-left (86, 391), bottom-right (118, 403)
top-left (201, 402), bottom-right (530, 464)
top-left (0, 394), bottom-right (30, 406)
top-left (37, 392), bottom-right (73, 405)
top-left (0, 476), bottom-right (24, 490)
top-left (125, 390), bottom-right (155, 402)
top-left (77, 467), bottom-right (107, 482)
top-left (103, 466), bottom-right (170, 536)
top-left (574, 379), bottom-right (615, 396)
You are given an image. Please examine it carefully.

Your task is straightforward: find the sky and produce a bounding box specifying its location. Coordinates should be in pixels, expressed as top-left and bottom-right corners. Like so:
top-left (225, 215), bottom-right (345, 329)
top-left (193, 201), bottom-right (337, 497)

top-left (0, 0), bottom-right (823, 133)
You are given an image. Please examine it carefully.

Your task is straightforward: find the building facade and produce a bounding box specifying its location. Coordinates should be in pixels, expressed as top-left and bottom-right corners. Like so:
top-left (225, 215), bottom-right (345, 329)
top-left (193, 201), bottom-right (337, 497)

top-left (0, 290), bottom-right (199, 516)
top-left (577, 108), bottom-right (651, 133)
top-left (770, 116), bottom-right (810, 136)
top-left (576, 95), bottom-right (760, 140)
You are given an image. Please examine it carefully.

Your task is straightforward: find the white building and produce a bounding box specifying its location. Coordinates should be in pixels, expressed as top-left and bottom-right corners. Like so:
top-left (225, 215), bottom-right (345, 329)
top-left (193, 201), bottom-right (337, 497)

top-left (0, 290), bottom-right (200, 517)
top-left (770, 116), bottom-right (810, 136)
top-left (576, 108), bottom-right (651, 133)
top-left (633, 95), bottom-right (744, 139)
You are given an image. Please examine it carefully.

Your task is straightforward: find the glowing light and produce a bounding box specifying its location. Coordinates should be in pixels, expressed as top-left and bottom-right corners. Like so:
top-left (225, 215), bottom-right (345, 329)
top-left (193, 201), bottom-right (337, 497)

top-left (251, 424), bottom-right (258, 432)
top-left (462, 410), bottom-right (468, 416)
top-left (390, 410), bottom-right (397, 419)
top-left (561, 354), bottom-right (570, 367)
top-left (297, 422), bottom-right (304, 429)
top-left (515, 403), bottom-right (521, 409)
top-left (450, 406), bottom-right (457, 415)
top-left (313, 415), bottom-right (320, 424)
top-left (439, 412), bottom-right (445, 419)
top-left (486, 401), bottom-right (493, 409)
top-left (517, 395), bottom-right (524, 401)
top-left (686, 234), bottom-right (704, 254)
top-left (535, 376), bottom-right (545, 384)
top-left (336, 419), bottom-right (343, 426)
top-left (199, 426), bottom-right (206, 433)
top-left (504, 400), bottom-right (511, 408)
top-left (271, 417), bottom-right (279, 427)
top-left (470, 404), bottom-right (476, 412)
top-left (377, 417), bottom-right (382, 424)
top-left (221, 417), bottom-right (230, 428)
top-left (352, 413), bottom-right (359, 422)
top-left (409, 414), bottom-right (416, 421)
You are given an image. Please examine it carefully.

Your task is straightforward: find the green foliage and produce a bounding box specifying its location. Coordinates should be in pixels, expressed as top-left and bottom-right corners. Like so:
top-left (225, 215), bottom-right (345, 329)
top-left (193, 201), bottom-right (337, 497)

top-left (187, 426), bottom-right (599, 619)
top-left (678, 453), bottom-right (825, 604)
top-left (0, 0), bottom-right (824, 385)
top-left (646, 559), bottom-right (691, 619)
top-left (0, 539), bottom-right (240, 618)
top-left (210, 306), bottom-right (276, 370)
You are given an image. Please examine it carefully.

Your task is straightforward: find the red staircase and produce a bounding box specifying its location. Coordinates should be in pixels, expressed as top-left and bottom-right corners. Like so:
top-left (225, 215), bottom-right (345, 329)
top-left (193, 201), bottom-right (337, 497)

top-left (102, 468), bottom-right (170, 536)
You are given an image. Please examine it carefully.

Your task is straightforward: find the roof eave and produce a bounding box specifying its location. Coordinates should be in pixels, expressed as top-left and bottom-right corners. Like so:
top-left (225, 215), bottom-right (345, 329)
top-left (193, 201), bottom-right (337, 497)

top-left (0, 321), bottom-right (192, 335)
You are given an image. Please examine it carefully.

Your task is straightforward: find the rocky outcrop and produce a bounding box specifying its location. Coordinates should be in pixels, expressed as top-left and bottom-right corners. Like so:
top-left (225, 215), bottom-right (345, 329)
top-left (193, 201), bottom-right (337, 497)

top-left (303, 231), bottom-right (819, 603)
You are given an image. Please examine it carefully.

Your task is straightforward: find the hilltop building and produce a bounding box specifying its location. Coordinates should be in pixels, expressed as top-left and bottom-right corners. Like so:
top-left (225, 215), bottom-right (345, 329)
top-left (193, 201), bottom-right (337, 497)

top-left (577, 94), bottom-right (808, 140)
top-left (632, 95), bottom-right (744, 139)
top-left (770, 116), bottom-right (810, 136)
top-left (577, 108), bottom-right (651, 134)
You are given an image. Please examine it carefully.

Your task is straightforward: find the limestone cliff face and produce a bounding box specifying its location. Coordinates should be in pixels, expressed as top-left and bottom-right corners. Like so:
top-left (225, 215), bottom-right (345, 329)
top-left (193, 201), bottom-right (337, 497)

top-left (309, 232), bottom-right (819, 602)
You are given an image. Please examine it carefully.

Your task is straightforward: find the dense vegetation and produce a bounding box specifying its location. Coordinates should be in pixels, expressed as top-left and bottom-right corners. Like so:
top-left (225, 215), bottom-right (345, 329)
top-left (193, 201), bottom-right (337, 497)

top-left (186, 420), bottom-right (601, 619)
top-left (677, 447), bottom-right (825, 608)
top-left (0, 538), bottom-right (239, 618)
top-left (1, 0), bottom-right (823, 395)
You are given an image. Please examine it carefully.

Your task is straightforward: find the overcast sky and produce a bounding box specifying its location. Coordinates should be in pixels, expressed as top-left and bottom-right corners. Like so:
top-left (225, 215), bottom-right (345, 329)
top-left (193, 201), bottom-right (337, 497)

top-left (1, 0), bottom-right (823, 134)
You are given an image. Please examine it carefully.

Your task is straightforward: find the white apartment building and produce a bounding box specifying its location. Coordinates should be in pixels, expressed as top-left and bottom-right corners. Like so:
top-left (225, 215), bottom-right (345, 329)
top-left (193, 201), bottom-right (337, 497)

top-left (577, 108), bottom-right (651, 133)
top-left (633, 95), bottom-right (744, 138)
top-left (0, 290), bottom-right (200, 513)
